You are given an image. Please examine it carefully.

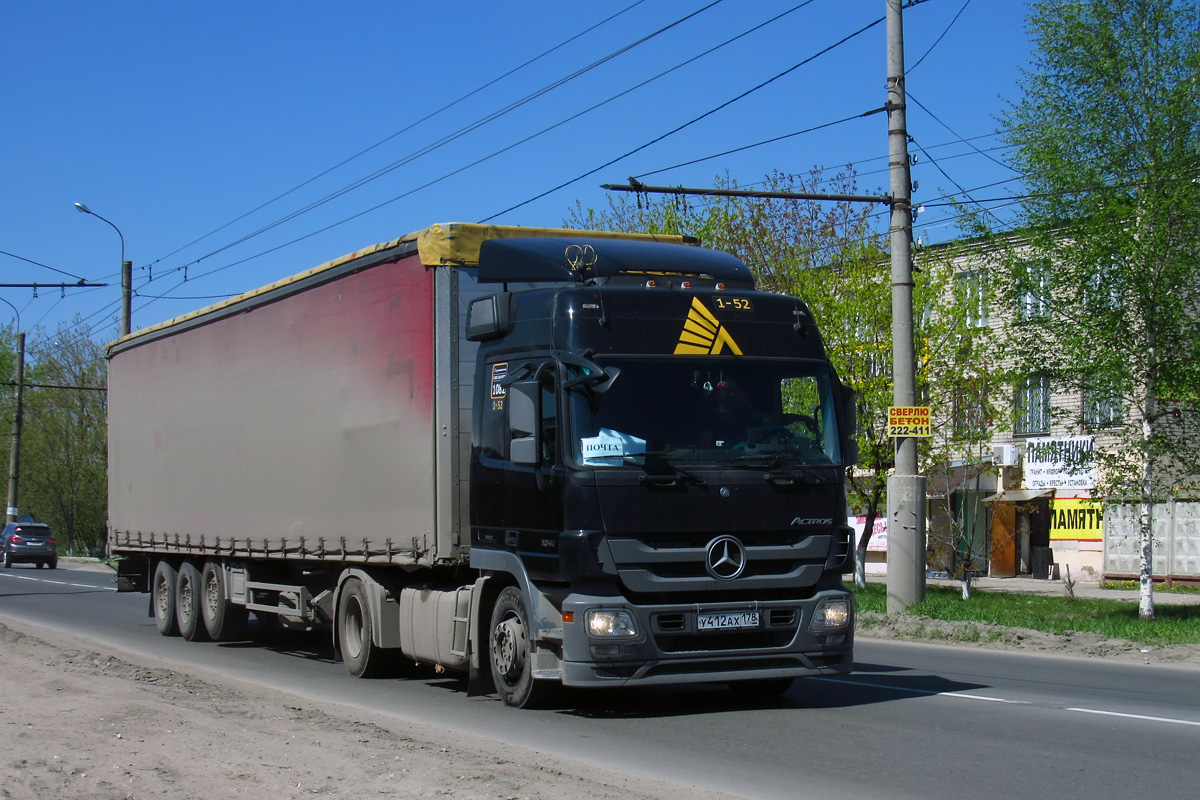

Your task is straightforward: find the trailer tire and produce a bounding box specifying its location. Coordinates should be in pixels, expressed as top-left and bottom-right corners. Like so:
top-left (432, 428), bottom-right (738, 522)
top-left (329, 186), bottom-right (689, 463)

top-left (201, 560), bottom-right (248, 641)
top-left (488, 587), bottom-right (556, 709)
top-left (337, 577), bottom-right (391, 678)
top-left (175, 561), bottom-right (211, 642)
top-left (152, 560), bottom-right (180, 636)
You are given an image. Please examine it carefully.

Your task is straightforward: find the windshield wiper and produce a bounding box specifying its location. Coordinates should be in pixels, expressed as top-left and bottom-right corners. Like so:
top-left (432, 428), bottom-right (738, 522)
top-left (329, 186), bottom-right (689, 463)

top-left (626, 453), bottom-right (706, 486)
top-left (733, 454), bottom-right (830, 484)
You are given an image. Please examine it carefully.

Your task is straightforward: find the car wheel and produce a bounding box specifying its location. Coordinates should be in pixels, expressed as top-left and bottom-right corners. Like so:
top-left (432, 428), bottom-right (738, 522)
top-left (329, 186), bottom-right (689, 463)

top-left (47, 557), bottom-right (57, 570)
top-left (152, 560), bottom-right (180, 636)
top-left (3, 549), bottom-right (12, 568)
top-left (175, 561), bottom-right (211, 642)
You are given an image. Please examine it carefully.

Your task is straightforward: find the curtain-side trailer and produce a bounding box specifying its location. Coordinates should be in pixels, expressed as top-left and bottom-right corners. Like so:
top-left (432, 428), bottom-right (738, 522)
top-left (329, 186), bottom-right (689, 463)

top-left (108, 223), bottom-right (857, 708)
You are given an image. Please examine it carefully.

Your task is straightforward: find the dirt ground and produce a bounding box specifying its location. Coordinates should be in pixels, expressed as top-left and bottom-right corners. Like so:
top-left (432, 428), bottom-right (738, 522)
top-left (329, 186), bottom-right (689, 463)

top-left (0, 620), bottom-right (742, 800)
top-left (2, 590), bottom-right (1197, 800)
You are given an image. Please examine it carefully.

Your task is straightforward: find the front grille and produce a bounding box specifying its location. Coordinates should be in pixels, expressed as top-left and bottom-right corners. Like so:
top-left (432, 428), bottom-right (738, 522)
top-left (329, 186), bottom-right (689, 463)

top-left (608, 531), bottom-right (832, 593)
top-left (655, 630), bottom-right (796, 652)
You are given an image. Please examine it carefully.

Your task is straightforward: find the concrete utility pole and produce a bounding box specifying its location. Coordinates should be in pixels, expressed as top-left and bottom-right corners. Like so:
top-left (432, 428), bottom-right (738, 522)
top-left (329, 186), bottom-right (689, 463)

top-left (885, 0), bottom-right (926, 613)
top-left (7, 332), bottom-right (25, 523)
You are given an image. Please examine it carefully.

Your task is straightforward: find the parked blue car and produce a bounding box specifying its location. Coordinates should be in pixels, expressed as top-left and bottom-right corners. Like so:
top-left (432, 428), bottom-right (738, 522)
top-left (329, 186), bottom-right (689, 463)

top-left (2, 522), bottom-right (57, 569)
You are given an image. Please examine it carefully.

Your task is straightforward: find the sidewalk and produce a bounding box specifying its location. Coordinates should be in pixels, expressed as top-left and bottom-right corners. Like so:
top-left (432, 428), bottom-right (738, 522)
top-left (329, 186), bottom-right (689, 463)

top-left (866, 573), bottom-right (1200, 605)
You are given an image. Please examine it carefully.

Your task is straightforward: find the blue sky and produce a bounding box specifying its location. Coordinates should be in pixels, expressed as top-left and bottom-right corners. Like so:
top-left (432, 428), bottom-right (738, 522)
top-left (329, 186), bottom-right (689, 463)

top-left (1, 0), bottom-right (1030, 343)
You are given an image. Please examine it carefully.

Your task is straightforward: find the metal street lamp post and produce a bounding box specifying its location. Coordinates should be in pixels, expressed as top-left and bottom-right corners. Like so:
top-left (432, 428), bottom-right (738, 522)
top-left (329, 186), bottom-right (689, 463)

top-left (74, 202), bottom-right (131, 336)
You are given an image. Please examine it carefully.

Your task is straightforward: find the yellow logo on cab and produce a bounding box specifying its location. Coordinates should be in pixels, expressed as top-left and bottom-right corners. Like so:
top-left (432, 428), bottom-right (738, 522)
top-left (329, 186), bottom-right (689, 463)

top-left (674, 297), bottom-right (743, 355)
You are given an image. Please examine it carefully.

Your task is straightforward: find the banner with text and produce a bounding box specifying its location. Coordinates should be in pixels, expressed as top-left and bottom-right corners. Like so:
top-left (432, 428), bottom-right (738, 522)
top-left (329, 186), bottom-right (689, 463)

top-left (1025, 435), bottom-right (1095, 491)
top-left (1049, 497), bottom-right (1104, 542)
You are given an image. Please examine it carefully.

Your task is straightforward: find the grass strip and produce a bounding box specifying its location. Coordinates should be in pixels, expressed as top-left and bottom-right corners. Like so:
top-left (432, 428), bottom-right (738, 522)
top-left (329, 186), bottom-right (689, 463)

top-left (853, 583), bottom-right (1200, 646)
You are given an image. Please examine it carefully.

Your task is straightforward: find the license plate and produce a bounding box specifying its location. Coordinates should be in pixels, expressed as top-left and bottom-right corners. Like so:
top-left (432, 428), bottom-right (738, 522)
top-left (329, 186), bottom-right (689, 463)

top-left (697, 611), bottom-right (760, 630)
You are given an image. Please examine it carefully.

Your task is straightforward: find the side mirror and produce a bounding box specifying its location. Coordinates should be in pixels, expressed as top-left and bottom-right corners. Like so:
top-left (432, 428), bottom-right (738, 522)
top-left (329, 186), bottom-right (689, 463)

top-left (840, 384), bottom-right (859, 466)
top-left (466, 293), bottom-right (512, 341)
top-left (509, 379), bottom-right (540, 466)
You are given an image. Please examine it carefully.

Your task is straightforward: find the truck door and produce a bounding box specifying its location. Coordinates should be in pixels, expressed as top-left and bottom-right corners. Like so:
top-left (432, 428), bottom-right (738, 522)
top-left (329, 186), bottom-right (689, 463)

top-left (471, 360), bottom-right (565, 577)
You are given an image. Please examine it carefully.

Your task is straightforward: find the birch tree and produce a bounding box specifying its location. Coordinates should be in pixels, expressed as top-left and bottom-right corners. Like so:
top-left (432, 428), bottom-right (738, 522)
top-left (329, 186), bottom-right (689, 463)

top-left (999, 0), bottom-right (1200, 619)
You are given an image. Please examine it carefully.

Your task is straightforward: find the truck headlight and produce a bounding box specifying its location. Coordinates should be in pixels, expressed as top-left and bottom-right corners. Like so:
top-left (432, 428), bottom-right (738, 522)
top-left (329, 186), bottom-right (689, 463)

top-left (809, 598), bottom-right (851, 631)
top-left (586, 609), bottom-right (639, 638)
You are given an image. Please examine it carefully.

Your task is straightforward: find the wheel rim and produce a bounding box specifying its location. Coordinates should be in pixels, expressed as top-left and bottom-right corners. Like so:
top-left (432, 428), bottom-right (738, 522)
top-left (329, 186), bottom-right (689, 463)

top-left (492, 614), bottom-right (526, 685)
top-left (179, 576), bottom-right (194, 624)
top-left (343, 595), bottom-right (366, 659)
top-left (155, 574), bottom-right (171, 620)
top-left (204, 570), bottom-right (220, 619)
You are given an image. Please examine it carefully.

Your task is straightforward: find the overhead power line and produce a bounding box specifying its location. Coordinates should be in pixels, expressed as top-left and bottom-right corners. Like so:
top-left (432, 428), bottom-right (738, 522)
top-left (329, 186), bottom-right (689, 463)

top-left (632, 106), bottom-right (888, 180)
top-left (138, 0), bottom-right (823, 304)
top-left (0, 250), bottom-right (92, 283)
top-left (482, 11), bottom-right (887, 221)
top-left (150, 0), bottom-right (729, 278)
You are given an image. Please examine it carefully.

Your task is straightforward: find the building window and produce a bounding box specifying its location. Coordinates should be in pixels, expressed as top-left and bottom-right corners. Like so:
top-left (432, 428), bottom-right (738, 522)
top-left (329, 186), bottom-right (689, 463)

top-left (953, 388), bottom-right (987, 438)
top-left (1014, 375), bottom-right (1051, 435)
top-left (1015, 259), bottom-right (1050, 322)
top-left (1085, 255), bottom-right (1122, 312)
top-left (956, 270), bottom-right (988, 328)
top-left (1083, 385), bottom-right (1123, 429)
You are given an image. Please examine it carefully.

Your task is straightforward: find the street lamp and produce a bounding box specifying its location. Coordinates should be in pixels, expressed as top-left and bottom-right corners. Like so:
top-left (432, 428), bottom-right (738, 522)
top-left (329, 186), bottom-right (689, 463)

top-left (74, 202), bottom-right (132, 336)
top-left (0, 297), bottom-right (24, 524)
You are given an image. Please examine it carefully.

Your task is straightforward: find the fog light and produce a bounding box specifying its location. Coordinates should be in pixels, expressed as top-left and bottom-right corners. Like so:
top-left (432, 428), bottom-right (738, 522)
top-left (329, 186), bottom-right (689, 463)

top-left (809, 598), bottom-right (851, 631)
top-left (586, 609), bottom-right (638, 638)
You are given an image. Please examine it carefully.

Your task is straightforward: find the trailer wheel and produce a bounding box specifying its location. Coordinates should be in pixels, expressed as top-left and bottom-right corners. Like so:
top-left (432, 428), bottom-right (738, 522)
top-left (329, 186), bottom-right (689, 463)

top-left (152, 560), bottom-right (180, 636)
top-left (488, 587), bottom-right (555, 709)
top-left (337, 577), bottom-right (390, 678)
top-left (175, 561), bottom-right (211, 642)
top-left (201, 560), bottom-right (248, 641)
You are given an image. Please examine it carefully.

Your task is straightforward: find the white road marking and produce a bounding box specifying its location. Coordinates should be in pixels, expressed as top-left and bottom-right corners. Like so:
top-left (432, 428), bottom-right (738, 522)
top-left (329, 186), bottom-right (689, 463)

top-left (0, 572), bottom-right (115, 591)
top-left (817, 676), bottom-right (1029, 705)
top-left (818, 676), bottom-right (1200, 728)
top-left (1066, 707), bottom-right (1200, 727)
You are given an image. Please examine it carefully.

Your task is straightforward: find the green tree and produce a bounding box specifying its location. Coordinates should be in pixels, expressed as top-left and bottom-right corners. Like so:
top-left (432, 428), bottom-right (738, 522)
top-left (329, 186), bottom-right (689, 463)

top-left (999, 0), bottom-right (1200, 618)
top-left (915, 240), bottom-right (1002, 598)
top-left (19, 319), bottom-right (108, 556)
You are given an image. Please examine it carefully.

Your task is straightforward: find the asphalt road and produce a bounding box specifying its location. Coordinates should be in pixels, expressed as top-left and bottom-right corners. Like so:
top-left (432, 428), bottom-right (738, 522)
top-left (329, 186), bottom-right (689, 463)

top-left (3, 562), bottom-right (1198, 800)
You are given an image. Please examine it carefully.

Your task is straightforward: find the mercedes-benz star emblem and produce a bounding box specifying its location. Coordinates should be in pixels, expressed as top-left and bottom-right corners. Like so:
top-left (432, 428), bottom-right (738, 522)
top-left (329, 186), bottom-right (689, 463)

top-left (705, 535), bottom-right (747, 580)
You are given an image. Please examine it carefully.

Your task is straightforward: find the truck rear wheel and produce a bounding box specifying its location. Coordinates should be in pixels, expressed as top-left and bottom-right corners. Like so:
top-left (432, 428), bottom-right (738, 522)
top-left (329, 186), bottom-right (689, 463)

top-left (152, 560), bottom-right (179, 636)
top-left (175, 561), bottom-right (211, 642)
top-left (488, 587), bottom-right (556, 709)
top-left (337, 577), bottom-right (390, 678)
top-left (201, 560), bottom-right (248, 641)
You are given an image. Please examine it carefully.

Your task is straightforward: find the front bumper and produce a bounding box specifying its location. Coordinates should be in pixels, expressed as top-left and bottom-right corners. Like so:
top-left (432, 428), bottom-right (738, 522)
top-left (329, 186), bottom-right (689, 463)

top-left (558, 589), bottom-right (853, 687)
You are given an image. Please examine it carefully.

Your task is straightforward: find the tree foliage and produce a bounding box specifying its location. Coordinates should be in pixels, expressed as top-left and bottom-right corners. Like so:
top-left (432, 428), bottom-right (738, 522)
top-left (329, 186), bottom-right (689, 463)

top-left (3, 319), bottom-right (108, 556)
top-left (999, 0), bottom-right (1200, 618)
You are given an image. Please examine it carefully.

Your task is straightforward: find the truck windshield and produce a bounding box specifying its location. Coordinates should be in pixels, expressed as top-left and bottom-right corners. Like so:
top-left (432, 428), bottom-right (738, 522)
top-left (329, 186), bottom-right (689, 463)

top-left (567, 359), bottom-right (843, 469)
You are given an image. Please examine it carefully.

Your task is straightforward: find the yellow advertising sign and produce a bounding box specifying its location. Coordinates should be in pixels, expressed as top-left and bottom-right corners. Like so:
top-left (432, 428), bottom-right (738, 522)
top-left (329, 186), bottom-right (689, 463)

top-left (888, 406), bottom-right (932, 437)
top-left (1049, 497), bottom-right (1103, 542)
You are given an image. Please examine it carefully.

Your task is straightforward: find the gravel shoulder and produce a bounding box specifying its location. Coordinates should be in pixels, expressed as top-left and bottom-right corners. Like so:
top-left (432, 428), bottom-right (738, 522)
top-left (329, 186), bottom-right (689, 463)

top-left (0, 619), bottom-right (740, 800)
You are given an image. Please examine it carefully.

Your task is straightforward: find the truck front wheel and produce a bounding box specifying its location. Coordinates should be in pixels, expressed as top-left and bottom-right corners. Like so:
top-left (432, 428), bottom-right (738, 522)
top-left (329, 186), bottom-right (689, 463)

top-left (488, 587), bottom-right (556, 709)
top-left (152, 560), bottom-right (179, 636)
